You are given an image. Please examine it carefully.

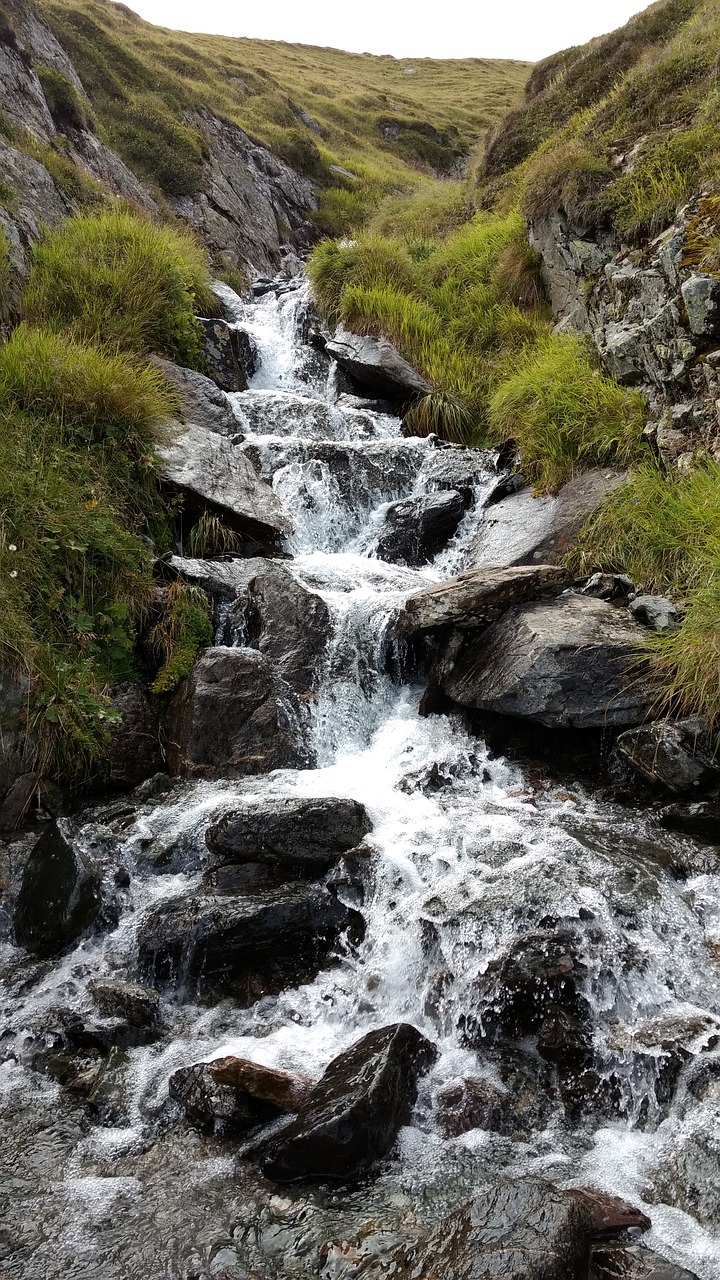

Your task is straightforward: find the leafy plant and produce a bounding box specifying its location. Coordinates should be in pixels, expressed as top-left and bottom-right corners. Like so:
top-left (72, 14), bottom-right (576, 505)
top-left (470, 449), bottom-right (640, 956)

top-left (150, 581), bottom-right (213, 694)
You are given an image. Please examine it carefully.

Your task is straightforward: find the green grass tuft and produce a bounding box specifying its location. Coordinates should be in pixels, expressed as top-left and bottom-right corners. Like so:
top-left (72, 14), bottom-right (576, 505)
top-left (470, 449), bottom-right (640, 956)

top-left (23, 208), bottom-right (215, 366)
top-left (36, 65), bottom-right (93, 132)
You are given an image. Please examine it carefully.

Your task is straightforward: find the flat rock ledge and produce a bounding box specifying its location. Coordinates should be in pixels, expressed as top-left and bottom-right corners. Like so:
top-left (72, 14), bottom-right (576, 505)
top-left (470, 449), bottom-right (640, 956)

top-left (398, 564), bottom-right (572, 634)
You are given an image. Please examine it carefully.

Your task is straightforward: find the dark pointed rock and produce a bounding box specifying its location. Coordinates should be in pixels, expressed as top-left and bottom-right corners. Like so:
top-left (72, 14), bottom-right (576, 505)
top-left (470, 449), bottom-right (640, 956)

top-left (170, 1055), bottom-right (310, 1133)
top-left (14, 823), bottom-right (101, 958)
top-left (374, 490), bottom-right (465, 567)
top-left (205, 796), bottom-right (371, 869)
top-left (256, 1023), bottom-right (436, 1182)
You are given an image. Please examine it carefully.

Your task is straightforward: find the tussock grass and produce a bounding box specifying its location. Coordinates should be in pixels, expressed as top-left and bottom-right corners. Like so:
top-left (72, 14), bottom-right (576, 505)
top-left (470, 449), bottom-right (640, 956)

top-left (23, 208), bottom-right (216, 366)
top-left (488, 334), bottom-right (646, 491)
top-left (37, 65), bottom-right (93, 132)
top-left (570, 462), bottom-right (720, 722)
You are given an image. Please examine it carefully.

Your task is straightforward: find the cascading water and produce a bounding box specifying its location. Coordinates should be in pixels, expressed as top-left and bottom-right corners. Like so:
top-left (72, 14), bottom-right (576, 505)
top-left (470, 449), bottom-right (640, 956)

top-left (2, 275), bottom-right (720, 1280)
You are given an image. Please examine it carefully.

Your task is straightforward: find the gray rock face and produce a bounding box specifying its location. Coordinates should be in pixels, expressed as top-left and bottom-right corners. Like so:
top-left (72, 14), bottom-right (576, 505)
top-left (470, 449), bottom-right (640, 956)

top-left (88, 979), bottom-right (161, 1031)
top-left (156, 422), bottom-right (291, 539)
top-left (470, 470), bottom-right (628, 569)
top-left (325, 329), bottom-right (431, 401)
top-left (629, 595), bottom-right (678, 631)
top-left (591, 1244), bottom-right (700, 1279)
top-left (197, 317), bottom-right (250, 392)
top-left (165, 647), bottom-right (309, 778)
top-left (375, 491), bottom-right (466, 567)
top-left (374, 1178), bottom-right (592, 1280)
top-left (220, 560), bottom-right (331, 696)
top-left (168, 110), bottom-right (318, 278)
top-left (169, 1055), bottom-right (309, 1133)
top-left (107, 683), bottom-right (163, 789)
top-left (442, 596), bottom-right (653, 729)
top-left (681, 274), bottom-right (720, 338)
top-left (616, 719), bottom-right (719, 793)
top-left (256, 1024), bottom-right (437, 1182)
top-left (14, 823), bottom-right (101, 958)
top-left (399, 564), bottom-right (571, 634)
top-left (206, 797), bottom-right (371, 869)
top-left (137, 882), bottom-right (354, 999)
top-left (658, 802), bottom-right (720, 845)
top-left (152, 357), bottom-right (238, 436)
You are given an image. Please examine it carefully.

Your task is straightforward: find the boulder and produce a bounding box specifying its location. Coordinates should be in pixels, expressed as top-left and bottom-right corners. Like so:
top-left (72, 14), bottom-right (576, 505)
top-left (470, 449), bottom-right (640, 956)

top-left (461, 927), bottom-right (590, 1059)
top-left (107, 683), bottom-right (163, 789)
top-left (568, 1188), bottom-right (651, 1238)
top-left (88, 979), bottom-right (162, 1031)
top-left (152, 356), bottom-right (238, 436)
top-left (417, 445), bottom-right (504, 502)
top-left (206, 796), bottom-right (371, 869)
top-left (374, 491), bottom-right (466, 567)
top-left (169, 1055), bottom-right (309, 1132)
top-left (137, 882), bottom-right (355, 999)
top-left (156, 422), bottom-right (291, 541)
top-left (197, 316), bottom-right (252, 392)
top-left (164, 647), bottom-right (309, 778)
top-left (441, 596), bottom-right (653, 730)
top-left (629, 596), bottom-right (678, 632)
top-left (14, 823), bottom-right (101, 958)
top-left (616, 719), bottom-right (719, 793)
top-left (436, 1077), bottom-right (515, 1138)
top-left (681, 273), bottom-right (720, 338)
top-left (220, 560), bottom-right (331, 696)
top-left (646, 1121), bottom-right (720, 1227)
top-left (325, 328), bottom-right (431, 401)
top-left (399, 564), bottom-right (571, 634)
top-left (378, 1178), bottom-right (592, 1280)
top-left (657, 802), bottom-right (720, 846)
top-left (591, 1244), bottom-right (700, 1279)
top-left (470, 470), bottom-right (628, 568)
top-left (256, 1023), bottom-right (436, 1182)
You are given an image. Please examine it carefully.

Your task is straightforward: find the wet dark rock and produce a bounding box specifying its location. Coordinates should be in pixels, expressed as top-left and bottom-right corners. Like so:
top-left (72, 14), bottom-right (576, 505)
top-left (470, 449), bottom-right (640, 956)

top-left (88, 979), bottom-right (162, 1031)
top-left (151, 356), bottom-right (238, 436)
top-left (591, 1244), bottom-right (700, 1279)
top-left (0, 668), bottom-right (35, 829)
top-left (169, 1055), bottom-right (310, 1133)
top-left (206, 796), bottom-right (372, 869)
top-left (374, 491), bottom-right (465, 567)
top-left (376, 1178), bottom-right (593, 1280)
top-left (436, 1077), bottom-right (514, 1138)
top-left (197, 317), bottom-right (251, 392)
top-left (417, 445), bottom-right (502, 503)
top-left (107, 683), bottom-right (163, 789)
top-left (646, 1122), bottom-right (720, 1225)
top-left (580, 573), bottom-right (635, 602)
top-left (325, 329), bottom-right (431, 401)
top-left (156, 422), bottom-right (292, 540)
top-left (165, 647), bottom-right (310, 778)
top-left (256, 1023), bottom-right (436, 1182)
top-left (220, 560), bottom-right (331, 696)
top-left (569, 1188), bottom-right (651, 1238)
top-left (461, 927), bottom-right (589, 1051)
top-left (14, 823), bottom-right (101, 958)
top-left (470, 469), bottom-right (628, 568)
top-left (658, 801), bottom-right (720, 846)
top-left (537, 1004), bottom-right (593, 1069)
top-left (137, 882), bottom-right (356, 1000)
top-left (616, 720), bottom-right (719, 794)
top-left (629, 596), bottom-right (678, 632)
top-left (442, 596), bottom-right (653, 730)
top-left (399, 564), bottom-right (571, 634)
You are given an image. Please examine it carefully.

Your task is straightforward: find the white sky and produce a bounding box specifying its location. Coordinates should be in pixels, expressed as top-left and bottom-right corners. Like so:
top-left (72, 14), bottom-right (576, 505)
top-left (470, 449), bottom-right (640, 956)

top-left (122, 0), bottom-right (653, 62)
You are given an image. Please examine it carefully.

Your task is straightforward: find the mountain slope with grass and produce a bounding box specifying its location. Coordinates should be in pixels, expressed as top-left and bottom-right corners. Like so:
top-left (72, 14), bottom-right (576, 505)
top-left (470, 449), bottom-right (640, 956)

top-left (305, 0), bottom-right (720, 730)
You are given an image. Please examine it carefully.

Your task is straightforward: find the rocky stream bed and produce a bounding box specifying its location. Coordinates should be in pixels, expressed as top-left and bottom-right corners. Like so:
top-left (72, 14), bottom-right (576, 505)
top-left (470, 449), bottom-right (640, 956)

top-left (1, 275), bottom-right (720, 1280)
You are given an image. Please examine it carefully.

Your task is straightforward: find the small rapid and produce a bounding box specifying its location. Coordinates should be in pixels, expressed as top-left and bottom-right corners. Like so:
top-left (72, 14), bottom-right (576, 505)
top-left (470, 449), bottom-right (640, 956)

top-left (2, 276), bottom-right (720, 1280)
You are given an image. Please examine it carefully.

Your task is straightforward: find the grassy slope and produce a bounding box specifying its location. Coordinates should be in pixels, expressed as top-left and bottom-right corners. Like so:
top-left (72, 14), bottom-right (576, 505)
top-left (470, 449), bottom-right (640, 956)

top-left (37, 0), bottom-right (529, 221)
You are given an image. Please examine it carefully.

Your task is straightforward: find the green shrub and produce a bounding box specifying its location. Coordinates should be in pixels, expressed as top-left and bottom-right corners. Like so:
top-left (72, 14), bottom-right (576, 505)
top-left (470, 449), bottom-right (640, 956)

top-left (488, 334), bottom-right (646, 491)
top-left (523, 143), bottom-right (613, 226)
top-left (23, 208), bottom-right (215, 366)
top-left (312, 187), bottom-right (376, 237)
top-left (37, 65), bottom-right (93, 132)
top-left (369, 183), bottom-right (473, 241)
top-left (609, 129), bottom-right (717, 242)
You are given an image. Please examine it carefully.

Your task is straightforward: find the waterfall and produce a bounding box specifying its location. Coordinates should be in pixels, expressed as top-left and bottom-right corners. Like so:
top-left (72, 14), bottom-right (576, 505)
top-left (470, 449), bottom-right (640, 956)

top-left (2, 274), bottom-right (720, 1280)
